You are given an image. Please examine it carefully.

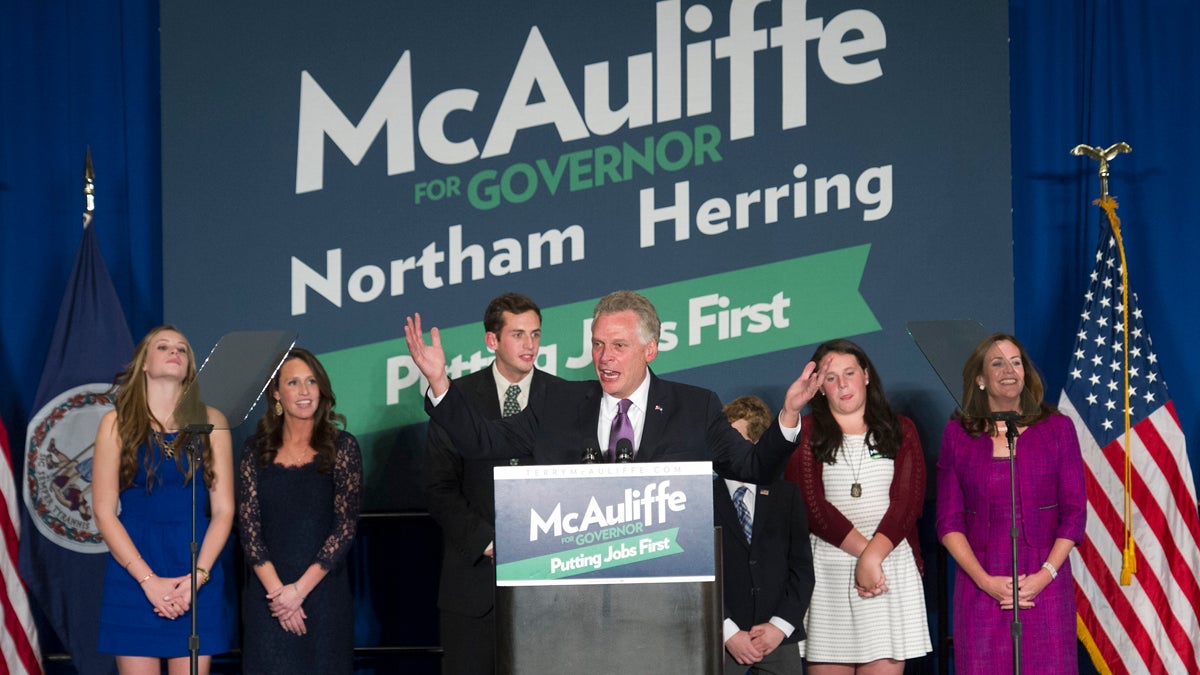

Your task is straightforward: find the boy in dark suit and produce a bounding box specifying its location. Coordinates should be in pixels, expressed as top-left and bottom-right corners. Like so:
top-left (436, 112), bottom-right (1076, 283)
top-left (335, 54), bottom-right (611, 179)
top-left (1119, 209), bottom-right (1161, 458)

top-left (716, 396), bottom-right (815, 674)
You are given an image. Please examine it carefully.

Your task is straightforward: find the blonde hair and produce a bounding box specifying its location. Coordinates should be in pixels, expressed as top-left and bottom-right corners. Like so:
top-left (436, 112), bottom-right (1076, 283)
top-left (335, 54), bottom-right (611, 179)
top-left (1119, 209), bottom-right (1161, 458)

top-left (111, 326), bottom-right (213, 490)
top-left (723, 395), bottom-right (773, 443)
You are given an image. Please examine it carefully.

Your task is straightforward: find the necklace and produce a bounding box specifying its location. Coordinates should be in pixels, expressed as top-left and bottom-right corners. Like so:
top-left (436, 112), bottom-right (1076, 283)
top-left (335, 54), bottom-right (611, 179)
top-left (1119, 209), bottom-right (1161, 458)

top-left (152, 429), bottom-right (175, 458)
top-left (844, 435), bottom-right (867, 498)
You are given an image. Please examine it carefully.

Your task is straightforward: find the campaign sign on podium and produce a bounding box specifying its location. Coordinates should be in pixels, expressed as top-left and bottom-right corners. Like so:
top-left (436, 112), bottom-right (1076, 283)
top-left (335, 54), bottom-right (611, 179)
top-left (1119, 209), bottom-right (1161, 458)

top-left (494, 461), bottom-right (715, 585)
top-left (493, 461), bottom-right (722, 673)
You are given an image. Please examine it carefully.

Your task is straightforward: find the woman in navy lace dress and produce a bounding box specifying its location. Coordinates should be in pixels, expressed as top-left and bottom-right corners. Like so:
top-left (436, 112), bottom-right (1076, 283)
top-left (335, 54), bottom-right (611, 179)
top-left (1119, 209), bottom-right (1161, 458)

top-left (237, 348), bottom-right (362, 674)
top-left (95, 325), bottom-right (235, 673)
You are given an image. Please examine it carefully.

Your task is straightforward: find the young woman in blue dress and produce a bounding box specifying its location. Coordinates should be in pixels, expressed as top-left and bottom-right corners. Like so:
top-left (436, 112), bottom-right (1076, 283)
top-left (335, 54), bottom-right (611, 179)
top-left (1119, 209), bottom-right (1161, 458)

top-left (94, 325), bottom-right (235, 674)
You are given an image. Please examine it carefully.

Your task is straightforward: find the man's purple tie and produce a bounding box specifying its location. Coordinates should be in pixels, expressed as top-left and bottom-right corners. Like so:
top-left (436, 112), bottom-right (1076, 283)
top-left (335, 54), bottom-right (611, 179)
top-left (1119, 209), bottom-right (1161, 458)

top-left (609, 398), bottom-right (634, 462)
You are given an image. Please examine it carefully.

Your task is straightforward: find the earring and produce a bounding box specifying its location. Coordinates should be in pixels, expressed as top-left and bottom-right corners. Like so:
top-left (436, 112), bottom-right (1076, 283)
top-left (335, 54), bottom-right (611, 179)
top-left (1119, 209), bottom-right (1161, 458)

top-left (978, 383), bottom-right (985, 391)
top-left (274, 401), bottom-right (283, 416)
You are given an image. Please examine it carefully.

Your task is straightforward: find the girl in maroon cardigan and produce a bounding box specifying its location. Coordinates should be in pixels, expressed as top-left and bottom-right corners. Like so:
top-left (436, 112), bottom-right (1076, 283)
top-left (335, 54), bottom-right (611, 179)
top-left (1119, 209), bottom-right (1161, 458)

top-left (785, 339), bottom-right (931, 673)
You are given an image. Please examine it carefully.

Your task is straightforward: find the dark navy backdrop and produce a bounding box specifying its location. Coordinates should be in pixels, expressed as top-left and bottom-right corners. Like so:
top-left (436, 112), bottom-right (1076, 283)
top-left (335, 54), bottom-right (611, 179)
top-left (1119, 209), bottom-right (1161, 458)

top-left (156, 1), bottom-right (1013, 513)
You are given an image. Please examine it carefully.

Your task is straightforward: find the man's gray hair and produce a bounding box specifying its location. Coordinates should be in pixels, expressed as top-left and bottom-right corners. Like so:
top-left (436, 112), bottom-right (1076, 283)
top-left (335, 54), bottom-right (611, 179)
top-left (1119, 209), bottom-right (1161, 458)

top-left (593, 291), bottom-right (661, 344)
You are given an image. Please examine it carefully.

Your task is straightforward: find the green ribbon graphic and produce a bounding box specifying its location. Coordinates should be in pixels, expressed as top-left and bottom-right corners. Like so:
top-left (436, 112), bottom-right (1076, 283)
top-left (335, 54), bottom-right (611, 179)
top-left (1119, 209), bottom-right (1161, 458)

top-left (496, 528), bottom-right (683, 582)
top-left (320, 245), bottom-right (877, 434)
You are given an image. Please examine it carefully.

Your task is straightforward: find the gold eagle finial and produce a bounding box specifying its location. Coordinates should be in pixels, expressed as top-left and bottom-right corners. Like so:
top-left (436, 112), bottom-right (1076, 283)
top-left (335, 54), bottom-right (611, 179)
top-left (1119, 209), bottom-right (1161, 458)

top-left (1070, 142), bottom-right (1132, 199)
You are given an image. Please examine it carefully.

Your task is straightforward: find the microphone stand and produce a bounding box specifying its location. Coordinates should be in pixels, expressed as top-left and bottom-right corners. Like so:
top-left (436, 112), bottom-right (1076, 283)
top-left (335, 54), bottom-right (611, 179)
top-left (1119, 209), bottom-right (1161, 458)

top-left (992, 411), bottom-right (1022, 675)
top-left (183, 423), bottom-right (213, 675)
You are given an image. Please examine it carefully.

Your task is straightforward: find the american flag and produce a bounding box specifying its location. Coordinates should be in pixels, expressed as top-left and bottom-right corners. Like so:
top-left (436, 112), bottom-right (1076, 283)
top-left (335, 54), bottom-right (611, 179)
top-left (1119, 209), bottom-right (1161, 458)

top-left (0, 417), bottom-right (43, 674)
top-left (1061, 210), bottom-right (1200, 674)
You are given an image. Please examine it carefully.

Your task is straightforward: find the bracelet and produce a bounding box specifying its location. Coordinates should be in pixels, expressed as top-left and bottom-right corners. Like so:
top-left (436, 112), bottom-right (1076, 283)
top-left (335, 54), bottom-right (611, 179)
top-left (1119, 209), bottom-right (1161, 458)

top-left (292, 583), bottom-right (306, 601)
top-left (195, 566), bottom-right (210, 584)
top-left (138, 574), bottom-right (154, 585)
top-left (123, 554), bottom-right (142, 570)
top-left (1042, 561), bottom-right (1058, 579)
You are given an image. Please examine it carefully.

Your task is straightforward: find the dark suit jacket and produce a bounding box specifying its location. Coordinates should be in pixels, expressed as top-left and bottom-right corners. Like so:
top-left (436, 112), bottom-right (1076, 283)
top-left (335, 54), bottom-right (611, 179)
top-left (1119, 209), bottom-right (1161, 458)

top-left (426, 371), bottom-right (795, 484)
top-left (423, 367), bottom-right (559, 616)
top-left (714, 479), bottom-right (814, 643)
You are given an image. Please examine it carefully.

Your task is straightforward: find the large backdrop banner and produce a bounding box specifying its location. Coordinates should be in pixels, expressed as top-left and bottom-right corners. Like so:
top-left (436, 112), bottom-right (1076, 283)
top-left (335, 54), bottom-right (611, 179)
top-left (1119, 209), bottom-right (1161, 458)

top-left (161, 0), bottom-right (1011, 509)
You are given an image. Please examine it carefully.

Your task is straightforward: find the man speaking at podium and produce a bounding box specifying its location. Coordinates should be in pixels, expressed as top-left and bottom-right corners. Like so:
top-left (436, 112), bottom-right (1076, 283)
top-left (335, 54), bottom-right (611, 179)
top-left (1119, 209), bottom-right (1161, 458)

top-left (404, 290), bottom-right (823, 483)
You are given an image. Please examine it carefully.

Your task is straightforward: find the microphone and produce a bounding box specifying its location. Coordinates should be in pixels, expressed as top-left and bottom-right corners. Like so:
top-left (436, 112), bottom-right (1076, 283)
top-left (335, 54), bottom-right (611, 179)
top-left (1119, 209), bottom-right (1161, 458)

top-left (990, 411), bottom-right (1021, 443)
top-left (581, 446), bottom-right (602, 464)
top-left (615, 438), bottom-right (634, 464)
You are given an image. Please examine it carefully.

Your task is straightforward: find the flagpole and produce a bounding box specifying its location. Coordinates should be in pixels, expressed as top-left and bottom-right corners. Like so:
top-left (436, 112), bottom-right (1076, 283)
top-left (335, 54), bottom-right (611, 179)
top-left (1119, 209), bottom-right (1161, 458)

top-left (83, 146), bottom-right (95, 230)
top-left (1070, 142), bottom-right (1137, 585)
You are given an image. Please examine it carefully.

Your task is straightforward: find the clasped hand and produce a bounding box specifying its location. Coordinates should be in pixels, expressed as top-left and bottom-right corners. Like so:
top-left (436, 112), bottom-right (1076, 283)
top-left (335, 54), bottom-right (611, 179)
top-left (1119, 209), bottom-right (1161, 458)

top-left (980, 572), bottom-right (1047, 609)
top-left (726, 623), bottom-right (785, 665)
top-left (148, 574), bottom-right (200, 620)
top-left (854, 571), bottom-right (888, 598)
top-left (854, 550), bottom-right (888, 598)
top-left (267, 584), bottom-right (308, 635)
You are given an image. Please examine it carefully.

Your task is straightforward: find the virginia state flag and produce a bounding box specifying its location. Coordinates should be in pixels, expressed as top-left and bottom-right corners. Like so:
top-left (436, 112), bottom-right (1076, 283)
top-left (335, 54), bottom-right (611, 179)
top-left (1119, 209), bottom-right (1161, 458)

top-left (20, 222), bottom-right (133, 675)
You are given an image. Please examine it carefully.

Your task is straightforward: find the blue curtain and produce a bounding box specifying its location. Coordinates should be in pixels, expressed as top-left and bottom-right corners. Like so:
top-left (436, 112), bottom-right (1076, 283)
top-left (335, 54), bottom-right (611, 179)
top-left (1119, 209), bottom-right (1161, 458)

top-left (1011, 0), bottom-right (1200, 456)
top-left (1, 1), bottom-right (163, 432)
top-left (3, 2), bottom-right (1198, 672)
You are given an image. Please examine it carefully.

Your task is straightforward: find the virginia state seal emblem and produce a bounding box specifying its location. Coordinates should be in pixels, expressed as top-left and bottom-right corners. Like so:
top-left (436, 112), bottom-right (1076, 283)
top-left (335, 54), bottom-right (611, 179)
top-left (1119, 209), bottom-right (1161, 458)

top-left (23, 383), bottom-right (115, 553)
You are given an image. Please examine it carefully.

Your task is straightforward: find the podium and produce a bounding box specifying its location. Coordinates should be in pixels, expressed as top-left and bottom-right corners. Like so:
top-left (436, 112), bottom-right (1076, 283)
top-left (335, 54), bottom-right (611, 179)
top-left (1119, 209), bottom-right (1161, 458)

top-left (492, 462), bottom-right (723, 674)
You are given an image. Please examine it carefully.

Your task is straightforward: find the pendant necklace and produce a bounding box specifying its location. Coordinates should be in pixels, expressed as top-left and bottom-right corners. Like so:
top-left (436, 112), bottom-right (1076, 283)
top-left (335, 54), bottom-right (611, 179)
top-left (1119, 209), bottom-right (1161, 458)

top-left (847, 435), bottom-right (867, 498)
top-left (153, 429), bottom-right (175, 458)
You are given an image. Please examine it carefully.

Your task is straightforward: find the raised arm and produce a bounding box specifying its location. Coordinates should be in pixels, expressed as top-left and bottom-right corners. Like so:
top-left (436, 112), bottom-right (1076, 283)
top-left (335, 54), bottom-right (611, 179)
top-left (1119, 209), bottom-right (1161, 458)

top-left (404, 313), bottom-right (450, 397)
top-left (779, 359), bottom-right (824, 429)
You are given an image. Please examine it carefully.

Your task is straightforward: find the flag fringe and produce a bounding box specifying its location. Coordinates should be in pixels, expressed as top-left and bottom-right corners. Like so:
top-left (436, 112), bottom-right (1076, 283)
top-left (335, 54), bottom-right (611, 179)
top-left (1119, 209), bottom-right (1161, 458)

top-left (1077, 615), bottom-right (1116, 675)
top-left (1096, 195), bottom-right (1138, 585)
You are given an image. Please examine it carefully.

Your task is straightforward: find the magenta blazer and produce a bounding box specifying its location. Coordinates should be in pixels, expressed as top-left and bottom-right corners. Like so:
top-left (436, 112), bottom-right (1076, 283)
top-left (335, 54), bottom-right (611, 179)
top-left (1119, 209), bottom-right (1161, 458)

top-left (936, 413), bottom-right (1086, 551)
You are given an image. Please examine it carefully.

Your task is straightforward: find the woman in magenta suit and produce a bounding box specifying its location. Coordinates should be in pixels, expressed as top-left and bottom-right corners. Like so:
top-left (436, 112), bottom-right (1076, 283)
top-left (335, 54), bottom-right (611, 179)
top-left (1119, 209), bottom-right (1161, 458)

top-left (936, 333), bottom-right (1086, 674)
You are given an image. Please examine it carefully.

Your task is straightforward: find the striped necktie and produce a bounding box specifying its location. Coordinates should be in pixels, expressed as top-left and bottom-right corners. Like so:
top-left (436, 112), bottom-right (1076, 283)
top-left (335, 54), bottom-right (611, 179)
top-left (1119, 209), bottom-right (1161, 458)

top-left (733, 486), bottom-right (752, 543)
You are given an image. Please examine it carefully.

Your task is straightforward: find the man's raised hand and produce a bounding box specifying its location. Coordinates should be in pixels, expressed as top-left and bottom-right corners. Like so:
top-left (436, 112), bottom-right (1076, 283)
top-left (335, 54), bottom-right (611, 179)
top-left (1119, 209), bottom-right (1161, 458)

top-left (404, 313), bottom-right (450, 397)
